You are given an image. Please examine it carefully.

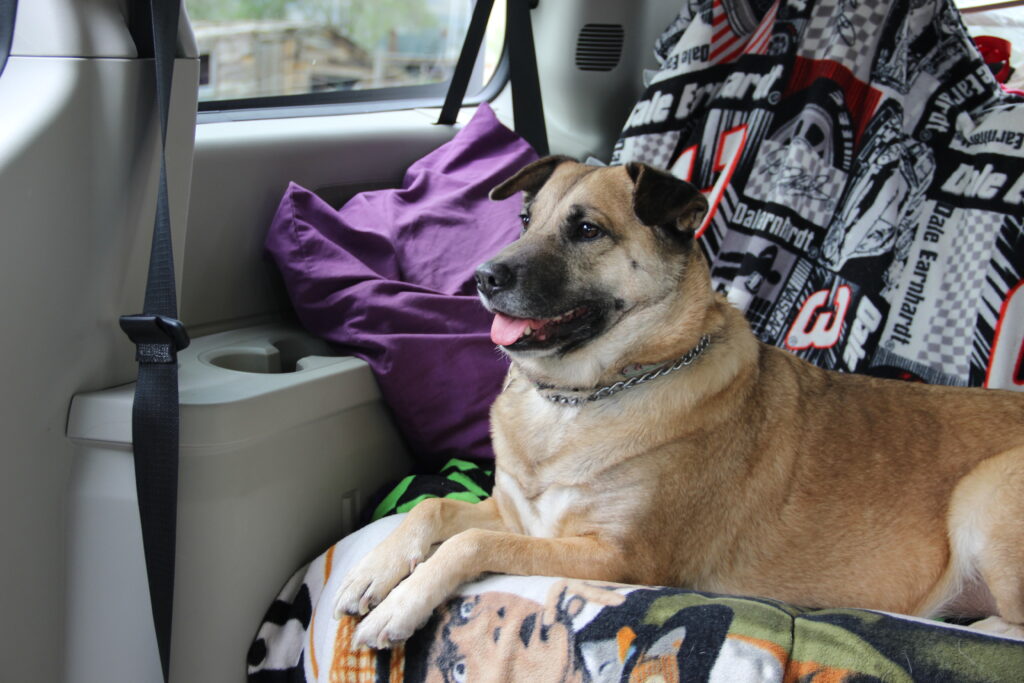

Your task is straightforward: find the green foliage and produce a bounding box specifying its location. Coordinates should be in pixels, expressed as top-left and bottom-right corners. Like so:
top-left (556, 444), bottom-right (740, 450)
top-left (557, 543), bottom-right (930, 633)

top-left (186, 0), bottom-right (440, 49)
top-left (187, 0), bottom-right (290, 21)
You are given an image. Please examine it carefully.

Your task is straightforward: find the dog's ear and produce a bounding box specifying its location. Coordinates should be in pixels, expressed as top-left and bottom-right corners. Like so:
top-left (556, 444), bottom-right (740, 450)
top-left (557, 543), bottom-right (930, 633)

top-left (489, 155), bottom-right (575, 201)
top-left (626, 162), bottom-right (708, 235)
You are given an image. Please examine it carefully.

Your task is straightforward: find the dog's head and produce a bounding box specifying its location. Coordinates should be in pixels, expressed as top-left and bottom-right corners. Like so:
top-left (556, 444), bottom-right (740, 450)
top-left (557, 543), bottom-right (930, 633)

top-left (476, 157), bottom-right (710, 385)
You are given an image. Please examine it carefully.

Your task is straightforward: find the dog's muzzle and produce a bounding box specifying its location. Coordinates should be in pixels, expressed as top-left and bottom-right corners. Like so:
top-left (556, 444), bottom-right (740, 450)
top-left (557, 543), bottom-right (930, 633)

top-left (475, 251), bottom-right (603, 352)
top-left (475, 260), bottom-right (514, 299)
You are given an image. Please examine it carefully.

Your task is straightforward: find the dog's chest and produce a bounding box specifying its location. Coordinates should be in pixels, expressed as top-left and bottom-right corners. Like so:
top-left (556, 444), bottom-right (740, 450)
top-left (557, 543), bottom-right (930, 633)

top-left (494, 471), bottom-right (584, 538)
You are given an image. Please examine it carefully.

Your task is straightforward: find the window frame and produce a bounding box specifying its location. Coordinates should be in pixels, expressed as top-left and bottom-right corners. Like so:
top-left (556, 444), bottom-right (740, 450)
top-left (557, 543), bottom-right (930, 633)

top-left (195, 16), bottom-right (509, 123)
top-left (958, 0), bottom-right (1024, 12)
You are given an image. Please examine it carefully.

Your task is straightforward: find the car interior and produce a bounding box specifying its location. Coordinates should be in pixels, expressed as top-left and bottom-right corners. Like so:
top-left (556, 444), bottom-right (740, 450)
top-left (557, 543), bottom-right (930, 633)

top-left (1, 0), bottom-right (1023, 681)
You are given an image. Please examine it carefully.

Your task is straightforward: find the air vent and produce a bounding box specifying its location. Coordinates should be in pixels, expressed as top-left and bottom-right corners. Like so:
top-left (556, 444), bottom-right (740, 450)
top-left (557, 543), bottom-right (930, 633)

top-left (575, 23), bottom-right (625, 72)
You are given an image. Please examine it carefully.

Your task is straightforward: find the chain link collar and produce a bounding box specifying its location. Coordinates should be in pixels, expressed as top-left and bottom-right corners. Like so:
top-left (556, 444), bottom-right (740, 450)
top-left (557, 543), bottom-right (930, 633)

top-left (537, 334), bottom-right (711, 407)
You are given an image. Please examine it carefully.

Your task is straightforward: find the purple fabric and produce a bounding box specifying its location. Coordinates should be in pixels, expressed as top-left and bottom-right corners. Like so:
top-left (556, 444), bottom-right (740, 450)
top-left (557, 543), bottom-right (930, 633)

top-left (265, 104), bottom-right (536, 465)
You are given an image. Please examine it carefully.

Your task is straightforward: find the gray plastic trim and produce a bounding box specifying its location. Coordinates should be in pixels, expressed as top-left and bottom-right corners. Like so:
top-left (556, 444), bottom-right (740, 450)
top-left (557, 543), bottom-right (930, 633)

top-left (11, 0), bottom-right (137, 57)
top-left (66, 324), bottom-right (412, 683)
top-left (10, 0), bottom-right (197, 59)
top-left (531, 0), bottom-right (681, 160)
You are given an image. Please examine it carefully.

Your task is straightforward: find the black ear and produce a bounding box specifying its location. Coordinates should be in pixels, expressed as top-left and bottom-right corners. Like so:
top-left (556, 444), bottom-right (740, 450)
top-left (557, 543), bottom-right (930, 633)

top-left (489, 155), bottom-right (576, 201)
top-left (625, 162), bottom-right (708, 235)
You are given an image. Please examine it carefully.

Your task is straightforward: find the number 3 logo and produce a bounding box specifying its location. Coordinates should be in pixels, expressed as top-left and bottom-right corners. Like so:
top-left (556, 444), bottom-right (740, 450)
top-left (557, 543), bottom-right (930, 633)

top-left (785, 286), bottom-right (852, 351)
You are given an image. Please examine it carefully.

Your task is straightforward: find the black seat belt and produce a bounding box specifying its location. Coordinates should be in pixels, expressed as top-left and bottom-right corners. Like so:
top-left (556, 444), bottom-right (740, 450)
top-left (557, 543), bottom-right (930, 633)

top-left (505, 0), bottom-right (548, 156)
top-left (439, 0), bottom-right (549, 156)
top-left (119, 1), bottom-right (188, 681)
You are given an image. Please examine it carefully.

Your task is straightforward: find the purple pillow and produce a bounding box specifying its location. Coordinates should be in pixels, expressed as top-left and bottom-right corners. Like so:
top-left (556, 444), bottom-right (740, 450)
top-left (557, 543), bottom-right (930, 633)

top-left (265, 103), bottom-right (537, 465)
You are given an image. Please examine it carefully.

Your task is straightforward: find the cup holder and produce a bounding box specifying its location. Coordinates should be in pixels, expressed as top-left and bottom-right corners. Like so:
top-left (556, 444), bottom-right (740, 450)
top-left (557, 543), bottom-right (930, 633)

top-left (203, 336), bottom-right (337, 374)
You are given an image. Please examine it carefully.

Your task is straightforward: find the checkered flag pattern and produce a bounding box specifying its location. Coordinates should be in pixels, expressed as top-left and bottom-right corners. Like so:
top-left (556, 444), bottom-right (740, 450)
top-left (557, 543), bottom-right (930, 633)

top-left (798, 0), bottom-right (891, 80)
top-left (620, 131), bottom-right (682, 170)
top-left (744, 140), bottom-right (842, 228)
top-left (917, 211), bottom-right (1000, 382)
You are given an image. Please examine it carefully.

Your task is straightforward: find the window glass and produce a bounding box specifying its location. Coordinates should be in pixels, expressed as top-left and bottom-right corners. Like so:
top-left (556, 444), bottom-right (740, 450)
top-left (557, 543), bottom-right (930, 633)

top-left (186, 0), bottom-right (506, 104)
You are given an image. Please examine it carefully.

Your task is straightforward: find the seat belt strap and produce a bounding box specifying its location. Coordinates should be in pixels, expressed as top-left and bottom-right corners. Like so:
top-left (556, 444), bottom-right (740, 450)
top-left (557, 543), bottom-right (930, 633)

top-left (438, 0), bottom-right (549, 155)
top-left (119, 1), bottom-right (188, 681)
top-left (506, 0), bottom-right (548, 155)
top-left (438, 0), bottom-right (495, 127)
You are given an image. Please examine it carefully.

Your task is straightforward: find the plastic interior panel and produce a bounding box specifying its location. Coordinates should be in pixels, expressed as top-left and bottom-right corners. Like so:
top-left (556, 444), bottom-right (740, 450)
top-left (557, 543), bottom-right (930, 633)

top-left (10, 0), bottom-right (198, 58)
top-left (66, 324), bottom-right (413, 683)
top-left (0, 54), bottom-right (197, 683)
top-left (10, 0), bottom-right (137, 57)
top-left (531, 0), bottom-right (682, 161)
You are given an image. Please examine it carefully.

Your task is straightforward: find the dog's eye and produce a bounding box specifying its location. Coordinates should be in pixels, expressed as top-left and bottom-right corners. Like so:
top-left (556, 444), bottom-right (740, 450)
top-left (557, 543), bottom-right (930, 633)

top-left (519, 213), bottom-right (530, 231)
top-left (577, 222), bottom-right (602, 240)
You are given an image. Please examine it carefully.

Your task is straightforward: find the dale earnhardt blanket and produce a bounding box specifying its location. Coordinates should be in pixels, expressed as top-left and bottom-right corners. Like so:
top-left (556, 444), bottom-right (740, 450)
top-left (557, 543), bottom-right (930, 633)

top-left (612, 0), bottom-right (1024, 390)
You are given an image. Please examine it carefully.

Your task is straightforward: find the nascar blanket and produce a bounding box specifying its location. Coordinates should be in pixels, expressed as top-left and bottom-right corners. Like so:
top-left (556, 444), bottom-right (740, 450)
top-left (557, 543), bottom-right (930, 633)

top-left (612, 0), bottom-right (1024, 388)
top-left (248, 515), bottom-right (1024, 682)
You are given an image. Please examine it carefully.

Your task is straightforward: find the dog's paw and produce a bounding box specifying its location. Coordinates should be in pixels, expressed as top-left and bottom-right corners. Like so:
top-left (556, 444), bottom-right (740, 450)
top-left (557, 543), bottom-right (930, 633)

top-left (334, 547), bottom-right (426, 618)
top-left (351, 580), bottom-right (436, 649)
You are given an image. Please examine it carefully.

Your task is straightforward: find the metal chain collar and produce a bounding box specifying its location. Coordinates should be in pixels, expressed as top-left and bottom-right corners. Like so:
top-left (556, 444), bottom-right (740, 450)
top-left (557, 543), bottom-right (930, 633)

top-left (538, 334), bottom-right (712, 407)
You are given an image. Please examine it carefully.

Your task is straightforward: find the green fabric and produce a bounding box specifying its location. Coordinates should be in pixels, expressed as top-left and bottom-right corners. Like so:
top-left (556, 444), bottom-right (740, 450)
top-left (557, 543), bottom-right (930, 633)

top-left (445, 470), bottom-right (490, 498)
top-left (443, 458), bottom-right (481, 472)
top-left (370, 458), bottom-right (494, 521)
top-left (370, 474), bottom-right (415, 521)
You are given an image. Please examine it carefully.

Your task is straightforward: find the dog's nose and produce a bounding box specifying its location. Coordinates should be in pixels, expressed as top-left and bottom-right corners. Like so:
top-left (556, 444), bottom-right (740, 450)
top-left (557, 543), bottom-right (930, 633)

top-left (475, 261), bottom-right (515, 297)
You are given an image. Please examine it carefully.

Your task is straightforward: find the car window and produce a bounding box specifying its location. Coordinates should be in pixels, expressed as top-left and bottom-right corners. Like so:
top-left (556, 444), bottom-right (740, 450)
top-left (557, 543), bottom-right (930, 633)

top-left (187, 0), bottom-right (506, 110)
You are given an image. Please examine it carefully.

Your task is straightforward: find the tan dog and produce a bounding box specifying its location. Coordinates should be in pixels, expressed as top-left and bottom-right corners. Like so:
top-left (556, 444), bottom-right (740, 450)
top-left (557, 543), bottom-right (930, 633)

top-left (335, 157), bottom-right (1024, 648)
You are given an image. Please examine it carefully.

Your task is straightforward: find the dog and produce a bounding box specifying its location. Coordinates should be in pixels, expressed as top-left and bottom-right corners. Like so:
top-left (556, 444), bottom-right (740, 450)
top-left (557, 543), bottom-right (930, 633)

top-left (335, 156), bottom-right (1024, 649)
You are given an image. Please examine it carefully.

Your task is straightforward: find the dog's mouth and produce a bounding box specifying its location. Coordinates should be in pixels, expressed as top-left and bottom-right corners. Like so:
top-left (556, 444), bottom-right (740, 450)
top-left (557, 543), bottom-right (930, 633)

top-left (490, 305), bottom-right (600, 351)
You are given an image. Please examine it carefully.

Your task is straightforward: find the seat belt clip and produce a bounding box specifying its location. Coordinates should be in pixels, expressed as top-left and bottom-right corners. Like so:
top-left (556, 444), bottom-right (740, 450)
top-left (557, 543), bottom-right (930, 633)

top-left (120, 314), bottom-right (191, 364)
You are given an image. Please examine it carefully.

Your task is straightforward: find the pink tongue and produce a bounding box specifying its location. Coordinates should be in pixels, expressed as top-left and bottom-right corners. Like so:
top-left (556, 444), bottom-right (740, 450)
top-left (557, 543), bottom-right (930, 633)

top-left (491, 313), bottom-right (536, 346)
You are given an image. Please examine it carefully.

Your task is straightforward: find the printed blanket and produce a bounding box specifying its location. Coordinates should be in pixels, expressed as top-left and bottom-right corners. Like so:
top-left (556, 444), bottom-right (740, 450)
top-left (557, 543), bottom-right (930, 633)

top-left (612, 0), bottom-right (1024, 388)
top-left (248, 516), bottom-right (1024, 682)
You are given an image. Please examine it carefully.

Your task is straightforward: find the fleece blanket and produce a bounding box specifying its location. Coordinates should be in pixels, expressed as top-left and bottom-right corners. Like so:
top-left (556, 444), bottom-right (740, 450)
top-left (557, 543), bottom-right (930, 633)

top-left (248, 515), bottom-right (1024, 682)
top-left (612, 0), bottom-right (1024, 389)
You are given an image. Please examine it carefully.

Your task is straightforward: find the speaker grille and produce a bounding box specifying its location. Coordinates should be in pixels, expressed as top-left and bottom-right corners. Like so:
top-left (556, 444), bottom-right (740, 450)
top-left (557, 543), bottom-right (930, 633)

top-left (575, 23), bottom-right (625, 72)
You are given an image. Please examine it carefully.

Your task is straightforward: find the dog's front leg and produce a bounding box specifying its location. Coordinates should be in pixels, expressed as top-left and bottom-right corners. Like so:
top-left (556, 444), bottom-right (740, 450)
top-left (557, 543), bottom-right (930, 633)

top-left (335, 497), bottom-right (505, 618)
top-left (352, 530), bottom-right (624, 649)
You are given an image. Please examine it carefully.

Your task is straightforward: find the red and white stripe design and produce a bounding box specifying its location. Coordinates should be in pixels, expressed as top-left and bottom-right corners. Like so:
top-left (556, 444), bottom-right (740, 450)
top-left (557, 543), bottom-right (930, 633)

top-left (709, 0), bottom-right (780, 65)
